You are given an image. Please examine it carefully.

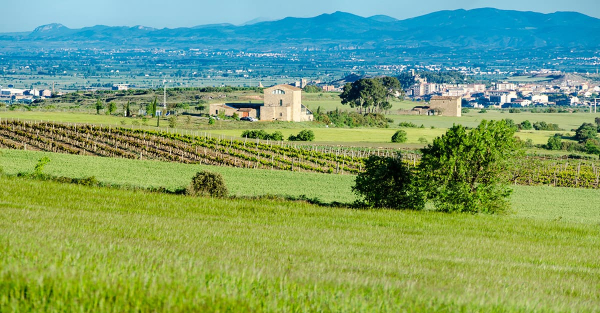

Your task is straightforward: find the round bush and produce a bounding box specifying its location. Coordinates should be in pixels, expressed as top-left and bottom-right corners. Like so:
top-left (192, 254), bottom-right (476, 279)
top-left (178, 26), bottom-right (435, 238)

top-left (391, 130), bottom-right (407, 143)
top-left (188, 171), bottom-right (228, 198)
top-left (288, 129), bottom-right (315, 141)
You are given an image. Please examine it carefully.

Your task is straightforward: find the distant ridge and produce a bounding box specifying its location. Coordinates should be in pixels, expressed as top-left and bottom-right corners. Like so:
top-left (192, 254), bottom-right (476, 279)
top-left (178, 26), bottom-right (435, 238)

top-left (240, 17), bottom-right (274, 26)
top-left (368, 15), bottom-right (398, 23)
top-left (8, 8), bottom-right (600, 50)
top-left (31, 23), bottom-right (72, 36)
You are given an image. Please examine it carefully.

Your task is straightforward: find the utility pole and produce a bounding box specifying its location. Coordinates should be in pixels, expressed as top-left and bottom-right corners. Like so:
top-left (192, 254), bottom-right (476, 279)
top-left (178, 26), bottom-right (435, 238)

top-left (163, 79), bottom-right (167, 109)
top-left (590, 98), bottom-right (599, 114)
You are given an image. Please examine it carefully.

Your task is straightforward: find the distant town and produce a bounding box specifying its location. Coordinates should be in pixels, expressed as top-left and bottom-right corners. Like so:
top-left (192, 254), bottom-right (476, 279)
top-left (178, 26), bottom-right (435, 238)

top-left (404, 73), bottom-right (599, 110)
top-left (3, 69), bottom-right (598, 115)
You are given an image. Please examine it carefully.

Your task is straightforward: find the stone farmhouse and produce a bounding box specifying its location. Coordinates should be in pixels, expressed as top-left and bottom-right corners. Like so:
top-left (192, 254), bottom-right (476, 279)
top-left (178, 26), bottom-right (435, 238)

top-left (209, 84), bottom-right (313, 122)
top-left (410, 96), bottom-right (462, 117)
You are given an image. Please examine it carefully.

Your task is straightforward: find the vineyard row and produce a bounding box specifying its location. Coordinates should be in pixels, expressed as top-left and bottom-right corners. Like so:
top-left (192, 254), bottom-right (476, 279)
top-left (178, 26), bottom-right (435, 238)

top-left (1, 120), bottom-right (599, 189)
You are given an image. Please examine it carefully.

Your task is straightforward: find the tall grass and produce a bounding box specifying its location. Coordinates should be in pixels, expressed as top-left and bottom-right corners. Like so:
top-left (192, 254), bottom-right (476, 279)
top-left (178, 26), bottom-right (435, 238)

top-left (1, 177), bottom-right (599, 311)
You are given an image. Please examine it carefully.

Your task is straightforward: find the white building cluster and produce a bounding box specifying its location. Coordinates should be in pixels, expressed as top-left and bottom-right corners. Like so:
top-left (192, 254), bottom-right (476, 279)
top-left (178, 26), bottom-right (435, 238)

top-left (407, 74), bottom-right (599, 109)
top-left (0, 88), bottom-right (52, 104)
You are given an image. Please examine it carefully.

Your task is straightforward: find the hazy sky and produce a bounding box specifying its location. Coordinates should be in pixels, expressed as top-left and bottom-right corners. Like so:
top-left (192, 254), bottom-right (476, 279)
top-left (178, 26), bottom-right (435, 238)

top-left (2, 0), bottom-right (599, 32)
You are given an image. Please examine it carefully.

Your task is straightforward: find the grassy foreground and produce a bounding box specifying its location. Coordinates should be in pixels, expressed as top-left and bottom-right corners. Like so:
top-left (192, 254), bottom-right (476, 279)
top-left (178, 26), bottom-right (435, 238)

top-left (1, 176), bottom-right (600, 312)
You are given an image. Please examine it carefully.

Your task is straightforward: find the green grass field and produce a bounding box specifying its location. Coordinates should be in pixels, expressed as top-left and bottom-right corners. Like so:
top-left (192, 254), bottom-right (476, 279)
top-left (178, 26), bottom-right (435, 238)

top-left (199, 127), bottom-right (448, 145)
top-left (0, 149), bottom-right (355, 203)
top-left (3, 149), bottom-right (600, 224)
top-left (392, 110), bottom-right (600, 131)
top-left (303, 95), bottom-right (419, 112)
top-left (1, 175), bottom-right (599, 311)
top-left (0, 110), bottom-right (580, 146)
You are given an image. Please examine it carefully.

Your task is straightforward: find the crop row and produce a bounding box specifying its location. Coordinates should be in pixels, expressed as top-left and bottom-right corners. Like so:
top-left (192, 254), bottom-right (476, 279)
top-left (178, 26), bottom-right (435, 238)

top-left (509, 159), bottom-right (600, 189)
top-left (0, 120), bottom-right (361, 174)
top-left (2, 120), bottom-right (599, 188)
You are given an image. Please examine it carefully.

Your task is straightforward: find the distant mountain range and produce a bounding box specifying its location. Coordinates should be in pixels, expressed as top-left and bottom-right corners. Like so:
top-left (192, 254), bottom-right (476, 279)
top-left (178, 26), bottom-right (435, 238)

top-left (2, 8), bottom-right (599, 51)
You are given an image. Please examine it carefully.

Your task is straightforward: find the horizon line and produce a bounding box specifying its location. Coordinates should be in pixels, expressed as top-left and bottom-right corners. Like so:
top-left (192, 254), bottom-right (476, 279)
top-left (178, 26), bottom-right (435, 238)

top-left (2, 7), bottom-right (595, 34)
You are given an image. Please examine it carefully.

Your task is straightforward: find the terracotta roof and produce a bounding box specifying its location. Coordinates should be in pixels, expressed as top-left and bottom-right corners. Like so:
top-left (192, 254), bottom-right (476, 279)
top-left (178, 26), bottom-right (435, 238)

top-left (265, 84), bottom-right (302, 91)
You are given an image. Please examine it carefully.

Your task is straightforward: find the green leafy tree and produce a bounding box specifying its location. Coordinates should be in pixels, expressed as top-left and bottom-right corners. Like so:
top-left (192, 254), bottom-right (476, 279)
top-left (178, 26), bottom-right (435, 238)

top-left (269, 131), bottom-right (284, 141)
top-left (391, 130), bottom-right (407, 143)
top-left (502, 119), bottom-right (518, 131)
top-left (418, 120), bottom-right (522, 214)
top-left (378, 76), bottom-right (403, 104)
top-left (585, 140), bottom-right (600, 155)
top-left (95, 99), bottom-right (104, 115)
top-left (546, 134), bottom-right (562, 150)
top-left (353, 155), bottom-right (425, 210)
top-left (396, 73), bottom-right (417, 90)
top-left (242, 130), bottom-right (283, 141)
top-left (339, 78), bottom-right (388, 113)
top-left (288, 130), bottom-right (315, 141)
top-left (107, 102), bottom-right (117, 115)
top-left (208, 117), bottom-right (215, 125)
top-left (520, 120), bottom-right (533, 130)
top-left (575, 123), bottom-right (598, 143)
top-left (418, 71), bottom-right (471, 84)
top-left (145, 103), bottom-right (152, 117)
top-left (302, 85), bottom-right (322, 93)
top-left (533, 121), bottom-right (561, 131)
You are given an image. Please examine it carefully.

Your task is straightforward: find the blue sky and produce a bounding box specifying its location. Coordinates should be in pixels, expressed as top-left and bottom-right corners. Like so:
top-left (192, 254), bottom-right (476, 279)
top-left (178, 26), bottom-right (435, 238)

top-left (2, 0), bottom-right (599, 32)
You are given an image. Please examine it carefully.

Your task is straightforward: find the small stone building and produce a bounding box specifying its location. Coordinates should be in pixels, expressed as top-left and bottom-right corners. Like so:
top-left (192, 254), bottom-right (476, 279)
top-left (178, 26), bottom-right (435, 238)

top-left (411, 106), bottom-right (435, 116)
top-left (209, 103), bottom-right (260, 118)
top-left (208, 84), bottom-right (313, 122)
top-left (261, 85), bottom-right (313, 122)
top-left (429, 96), bottom-right (462, 117)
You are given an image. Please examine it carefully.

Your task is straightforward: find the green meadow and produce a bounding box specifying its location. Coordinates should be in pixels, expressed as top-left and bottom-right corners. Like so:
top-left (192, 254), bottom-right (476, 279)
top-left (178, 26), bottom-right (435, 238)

top-left (3, 149), bottom-right (600, 224)
top-left (2, 98), bottom-right (600, 311)
top-left (0, 149), bottom-right (355, 203)
top-left (1, 175), bottom-right (599, 312)
top-left (392, 110), bottom-right (600, 131)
